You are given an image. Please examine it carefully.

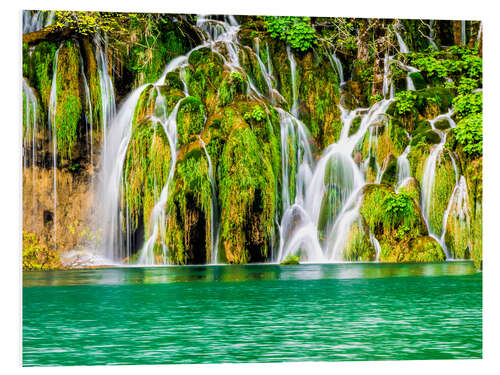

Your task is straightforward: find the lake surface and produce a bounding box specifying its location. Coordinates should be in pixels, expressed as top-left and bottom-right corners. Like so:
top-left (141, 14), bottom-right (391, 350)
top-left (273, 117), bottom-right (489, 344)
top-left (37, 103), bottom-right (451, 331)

top-left (23, 262), bottom-right (482, 366)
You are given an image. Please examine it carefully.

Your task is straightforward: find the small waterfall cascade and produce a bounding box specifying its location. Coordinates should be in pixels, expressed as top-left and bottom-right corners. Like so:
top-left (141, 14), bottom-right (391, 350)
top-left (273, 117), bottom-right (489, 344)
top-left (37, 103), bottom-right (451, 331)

top-left (22, 78), bottom-right (38, 173)
top-left (439, 175), bottom-right (471, 258)
top-left (396, 144), bottom-right (411, 190)
top-left (277, 99), bottom-right (394, 263)
top-left (48, 46), bottom-right (60, 251)
top-left (326, 45), bottom-right (345, 86)
top-left (78, 48), bottom-right (95, 189)
top-left (101, 15), bottom-right (247, 263)
top-left (370, 233), bottom-right (382, 261)
top-left (394, 26), bottom-right (410, 54)
top-left (429, 20), bottom-right (438, 50)
top-left (420, 110), bottom-right (457, 257)
top-left (95, 43), bottom-right (117, 166)
top-left (100, 85), bottom-right (149, 261)
top-left (22, 10), bottom-right (55, 34)
top-left (461, 21), bottom-right (467, 46)
top-left (286, 45), bottom-right (299, 117)
top-left (137, 101), bottom-right (182, 264)
top-left (199, 136), bottom-right (220, 264)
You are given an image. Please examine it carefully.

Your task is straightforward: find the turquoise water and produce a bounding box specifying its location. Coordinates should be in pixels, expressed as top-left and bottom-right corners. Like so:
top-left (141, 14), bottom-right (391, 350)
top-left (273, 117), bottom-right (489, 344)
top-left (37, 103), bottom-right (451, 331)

top-left (23, 262), bottom-right (482, 366)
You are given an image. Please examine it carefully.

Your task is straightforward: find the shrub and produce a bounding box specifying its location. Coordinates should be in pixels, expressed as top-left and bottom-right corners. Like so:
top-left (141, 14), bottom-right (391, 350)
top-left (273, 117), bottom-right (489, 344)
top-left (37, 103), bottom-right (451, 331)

top-left (455, 113), bottom-right (482, 156)
top-left (263, 16), bottom-right (317, 51)
top-left (280, 254), bottom-right (300, 265)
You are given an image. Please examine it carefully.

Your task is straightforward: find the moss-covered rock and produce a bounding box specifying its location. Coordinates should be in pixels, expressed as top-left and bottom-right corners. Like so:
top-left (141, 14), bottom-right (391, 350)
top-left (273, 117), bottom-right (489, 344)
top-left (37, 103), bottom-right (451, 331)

top-left (121, 119), bottom-right (171, 238)
top-left (218, 126), bottom-right (276, 263)
top-left (164, 141), bottom-right (213, 264)
top-left (359, 184), bottom-right (434, 262)
top-left (421, 149), bottom-right (456, 236)
top-left (398, 177), bottom-right (421, 202)
top-left (176, 96), bottom-right (206, 146)
top-left (23, 231), bottom-right (62, 271)
top-left (343, 220), bottom-right (376, 261)
top-left (382, 235), bottom-right (446, 262)
top-left (380, 154), bottom-right (398, 186)
top-left (409, 72), bottom-right (427, 90)
top-left (55, 41), bottom-right (83, 161)
top-left (434, 117), bottom-right (451, 130)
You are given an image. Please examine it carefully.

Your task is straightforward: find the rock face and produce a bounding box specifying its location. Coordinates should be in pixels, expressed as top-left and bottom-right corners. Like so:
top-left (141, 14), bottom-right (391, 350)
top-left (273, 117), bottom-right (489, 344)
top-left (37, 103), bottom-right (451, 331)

top-left (22, 13), bottom-right (482, 267)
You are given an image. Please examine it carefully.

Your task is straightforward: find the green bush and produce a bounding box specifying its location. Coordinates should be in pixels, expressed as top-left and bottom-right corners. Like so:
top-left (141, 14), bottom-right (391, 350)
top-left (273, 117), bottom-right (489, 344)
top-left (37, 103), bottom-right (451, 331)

top-left (455, 113), bottom-right (482, 156)
top-left (280, 254), bottom-right (300, 265)
top-left (395, 90), bottom-right (417, 114)
top-left (263, 16), bottom-right (317, 51)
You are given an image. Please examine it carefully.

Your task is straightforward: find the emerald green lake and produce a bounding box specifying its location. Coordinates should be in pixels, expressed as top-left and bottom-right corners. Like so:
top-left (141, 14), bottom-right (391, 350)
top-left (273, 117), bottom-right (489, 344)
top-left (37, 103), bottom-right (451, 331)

top-left (23, 262), bottom-right (482, 366)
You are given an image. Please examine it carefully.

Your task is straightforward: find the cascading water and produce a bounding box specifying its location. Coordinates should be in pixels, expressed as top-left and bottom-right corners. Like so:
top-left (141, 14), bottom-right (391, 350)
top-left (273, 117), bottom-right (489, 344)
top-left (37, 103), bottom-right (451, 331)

top-left (199, 136), bottom-right (220, 264)
top-left (420, 110), bottom-right (457, 257)
top-left (48, 46), bottom-right (60, 251)
top-left (95, 43), bottom-right (117, 167)
top-left (396, 144), bottom-right (411, 190)
top-left (277, 99), bottom-right (394, 263)
top-left (23, 10), bottom-right (55, 34)
top-left (22, 79), bottom-right (38, 178)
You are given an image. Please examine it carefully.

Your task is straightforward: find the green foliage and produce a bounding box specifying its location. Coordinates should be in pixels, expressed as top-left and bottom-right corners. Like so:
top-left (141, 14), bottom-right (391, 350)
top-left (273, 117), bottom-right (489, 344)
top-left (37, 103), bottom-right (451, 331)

top-left (219, 126), bottom-right (276, 263)
top-left (177, 97), bottom-right (205, 146)
top-left (23, 231), bottom-right (61, 271)
top-left (52, 11), bottom-right (139, 36)
top-left (244, 105), bottom-right (266, 122)
top-left (165, 150), bottom-right (213, 264)
top-left (382, 192), bottom-right (415, 227)
top-left (122, 120), bottom-right (171, 234)
top-left (453, 91), bottom-right (482, 121)
top-left (280, 254), bottom-right (300, 265)
top-left (263, 16), bottom-right (317, 51)
top-left (55, 41), bottom-right (82, 161)
top-left (395, 90), bottom-right (417, 114)
top-left (455, 113), bottom-right (482, 156)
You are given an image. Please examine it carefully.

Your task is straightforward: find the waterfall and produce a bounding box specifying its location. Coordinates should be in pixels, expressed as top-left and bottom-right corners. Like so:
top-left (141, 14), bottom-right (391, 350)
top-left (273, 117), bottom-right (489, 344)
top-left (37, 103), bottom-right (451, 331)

top-left (138, 102), bottom-right (181, 264)
top-left (23, 10), bottom-right (55, 34)
top-left (48, 47), bottom-right (60, 251)
top-left (370, 233), bottom-right (382, 261)
top-left (396, 144), bottom-right (411, 190)
top-left (395, 30), bottom-right (409, 53)
top-left (95, 43), bottom-right (117, 166)
top-left (22, 78), bottom-right (38, 179)
top-left (420, 110), bottom-right (456, 257)
top-left (326, 45), bottom-right (344, 85)
top-left (78, 48), bottom-right (94, 188)
top-left (286, 45), bottom-right (299, 117)
top-left (461, 21), bottom-right (467, 46)
top-left (439, 175), bottom-right (470, 258)
top-left (429, 20), bottom-right (438, 50)
top-left (277, 99), bottom-right (393, 263)
top-left (199, 136), bottom-right (220, 264)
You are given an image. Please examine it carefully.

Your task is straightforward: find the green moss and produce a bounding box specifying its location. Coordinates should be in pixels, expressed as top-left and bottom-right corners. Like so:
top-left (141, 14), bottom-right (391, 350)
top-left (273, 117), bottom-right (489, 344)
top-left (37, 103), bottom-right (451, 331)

top-left (409, 72), bottom-right (427, 90)
top-left (218, 71), bottom-right (248, 106)
top-left (176, 96), bottom-right (206, 146)
top-left (25, 41), bottom-right (58, 113)
top-left (380, 155), bottom-right (398, 187)
top-left (349, 117), bottom-right (361, 136)
top-left (164, 143), bottom-right (213, 264)
top-left (218, 126), bottom-right (276, 263)
top-left (185, 50), bottom-right (225, 106)
top-left (55, 41), bottom-right (82, 161)
top-left (280, 254), bottom-right (300, 265)
top-left (23, 231), bottom-right (62, 271)
top-left (434, 118), bottom-right (451, 130)
top-left (343, 220), bottom-right (376, 261)
top-left (426, 150), bottom-right (456, 235)
top-left (122, 119), bottom-right (171, 235)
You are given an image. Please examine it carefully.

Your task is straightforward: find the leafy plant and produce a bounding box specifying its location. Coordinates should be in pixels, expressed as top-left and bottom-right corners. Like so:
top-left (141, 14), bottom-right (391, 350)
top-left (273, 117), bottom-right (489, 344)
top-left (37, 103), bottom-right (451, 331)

top-left (263, 16), bottom-right (317, 51)
top-left (395, 90), bottom-right (417, 114)
top-left (455, 113), bottom-right (482, 156)
top-left (280, 254), bottom-right (300, 265)
top-left (244, 105), bottom-right (266, 122)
